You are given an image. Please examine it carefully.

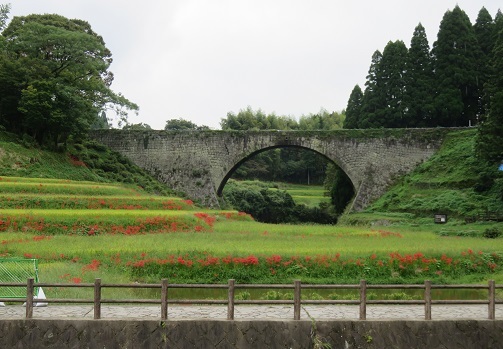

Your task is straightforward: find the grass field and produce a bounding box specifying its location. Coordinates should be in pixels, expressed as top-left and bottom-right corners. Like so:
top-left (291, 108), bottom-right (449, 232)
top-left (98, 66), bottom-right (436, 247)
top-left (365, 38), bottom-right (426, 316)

top-left (275, 183), bottom-right (330, 207)
top-left (228, 180), bottom-right (330, 207)
top-left (0, 176), bottom-right (502, 299)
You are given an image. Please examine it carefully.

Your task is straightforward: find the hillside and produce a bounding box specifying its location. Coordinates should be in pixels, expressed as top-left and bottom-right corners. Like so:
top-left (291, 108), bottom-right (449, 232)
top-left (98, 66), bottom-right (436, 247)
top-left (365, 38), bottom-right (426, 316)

top-left (364, 128), bottom-right (502, 219)
top-left (0, 131), bottom-right (174, 197)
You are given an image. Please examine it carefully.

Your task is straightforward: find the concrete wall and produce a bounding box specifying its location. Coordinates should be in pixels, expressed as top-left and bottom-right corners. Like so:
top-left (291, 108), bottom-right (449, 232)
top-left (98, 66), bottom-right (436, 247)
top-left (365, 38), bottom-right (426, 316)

top-left (0, 319), bottom-right (502, 348)
top-left (90, 128), bottom-right (454, 210)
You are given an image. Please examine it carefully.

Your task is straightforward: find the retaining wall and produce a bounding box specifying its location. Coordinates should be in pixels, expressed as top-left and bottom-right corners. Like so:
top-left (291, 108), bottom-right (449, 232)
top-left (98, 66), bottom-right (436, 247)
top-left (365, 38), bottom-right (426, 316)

top-left (1, 319), bottom-right (502, 348)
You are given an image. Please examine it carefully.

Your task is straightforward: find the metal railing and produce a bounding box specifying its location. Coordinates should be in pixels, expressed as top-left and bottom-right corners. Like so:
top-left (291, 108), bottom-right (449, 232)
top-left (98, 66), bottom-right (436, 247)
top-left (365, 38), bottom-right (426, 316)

top-left (0, 279), bottom-right (501, 320)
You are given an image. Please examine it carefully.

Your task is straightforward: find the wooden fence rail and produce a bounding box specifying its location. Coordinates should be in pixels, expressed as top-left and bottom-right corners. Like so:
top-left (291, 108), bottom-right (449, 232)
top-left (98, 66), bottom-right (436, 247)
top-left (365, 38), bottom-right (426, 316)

top-left (0, 279), bottom-right (501, 321)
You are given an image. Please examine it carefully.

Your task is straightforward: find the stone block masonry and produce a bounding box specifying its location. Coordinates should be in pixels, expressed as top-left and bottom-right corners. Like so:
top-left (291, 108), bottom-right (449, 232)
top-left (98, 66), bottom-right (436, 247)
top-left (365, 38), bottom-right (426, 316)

top-left (0, 319), bottom-right (502, 348)
top-left (90, 128), bottom-right (458, 210)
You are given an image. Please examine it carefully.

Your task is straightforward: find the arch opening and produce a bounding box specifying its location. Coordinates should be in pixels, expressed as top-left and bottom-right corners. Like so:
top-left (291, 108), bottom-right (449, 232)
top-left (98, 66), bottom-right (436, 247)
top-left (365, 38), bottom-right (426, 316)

top-left (217, 145), bottom-right (356, 223)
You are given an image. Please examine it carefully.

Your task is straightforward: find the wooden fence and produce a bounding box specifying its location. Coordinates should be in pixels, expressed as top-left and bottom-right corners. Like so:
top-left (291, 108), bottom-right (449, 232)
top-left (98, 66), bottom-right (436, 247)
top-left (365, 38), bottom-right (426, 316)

top-left (0, 279), bottom-right (501, 321)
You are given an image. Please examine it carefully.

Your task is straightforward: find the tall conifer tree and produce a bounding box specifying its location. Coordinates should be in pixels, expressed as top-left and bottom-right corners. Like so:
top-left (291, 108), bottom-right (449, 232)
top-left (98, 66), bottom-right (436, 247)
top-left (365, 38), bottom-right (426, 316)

top-left (359, 50), bottom-right (385, 128)
top-left (403, 23), bottom-right (434, 127)
top-left (344, 85), bottom-right (363, 128)
top-left (476, 11), bottom-right (503, 164)
top-left (432, 6), bottom-right (482, 126)
top-left (474, 7), bottom-right (495, 117)
top-left (379, 40), bottom-right (408, 127)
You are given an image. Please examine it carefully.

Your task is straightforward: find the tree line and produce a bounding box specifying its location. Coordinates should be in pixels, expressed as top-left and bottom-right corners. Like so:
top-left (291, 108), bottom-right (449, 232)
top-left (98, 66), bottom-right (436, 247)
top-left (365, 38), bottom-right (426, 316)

top-left (345, 6), bottom-right (502, 132)
top-left (343, 5), bottom-right (502, 200)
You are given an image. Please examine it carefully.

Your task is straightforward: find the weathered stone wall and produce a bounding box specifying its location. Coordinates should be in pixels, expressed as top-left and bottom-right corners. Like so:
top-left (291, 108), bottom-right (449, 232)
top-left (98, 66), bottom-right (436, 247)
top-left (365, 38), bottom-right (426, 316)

top-left (90, 128), bottom-right (456, 210)
top-left (1, 319), bottom-right (502, 348)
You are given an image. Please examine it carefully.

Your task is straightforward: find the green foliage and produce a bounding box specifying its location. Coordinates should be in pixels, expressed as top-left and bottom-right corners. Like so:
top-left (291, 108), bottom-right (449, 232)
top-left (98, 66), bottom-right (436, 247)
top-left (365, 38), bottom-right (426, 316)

top-left (476, 13), bottom-right (503, 165)
top-left (260, 291), bottom-right (293, 300)
top-left (432, 6), bottom-right (482, 127)
top-left (91, 112), bottom-right (110, 130)
top-left (298, 109), bottom-right (345, 131)
top-left (222, 180), bottom-right (292, 223)
top-left (233, 148), bottom-right (329, 185)
top-left (403, 23), bottom-right (434, 127)
top-left (474, 7), bottom-right (495, 116)
top-left (164, 118), bottom-right (209, 130)
top-left (343, 85), bottom-right (363, 128)
top-left (0, 132), bottom-right (174, 195)
top-left (220, 106), bottom-right (297, 130)
top-left (0, 3), bottom-right (9, 31)
top-left (359, 50), bottom-right (385, 128)
top-left (351, 6), bottom-right (499, 129)
top-left (368, 129), bottom-right (503, 217)
top-left (436, 230), bottom-right (481, 237)
top-left (123, 123), bottom-right (152, 130)
top-left (222, 180), bottom-right (336, 224)
top-left (69, 140), bottom-right (174, 195)
top-left (221, 106), bottom-right (344, 131)
top-left (324, 164), bottom-right (354, 214)
top-left (378, 40), bottom-right (408, 127)
top-left (0, 13), bottom-right (137, 148)
top-left (483, 227), bottom-right (502, 239)
top-left (235, 291), bottom-right (251, 300)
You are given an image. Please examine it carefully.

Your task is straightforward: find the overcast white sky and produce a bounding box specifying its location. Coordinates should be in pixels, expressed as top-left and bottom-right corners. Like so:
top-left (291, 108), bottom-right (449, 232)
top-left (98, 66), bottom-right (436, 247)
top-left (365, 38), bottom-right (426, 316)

top-left (6, 1), bottom-right (502, 129)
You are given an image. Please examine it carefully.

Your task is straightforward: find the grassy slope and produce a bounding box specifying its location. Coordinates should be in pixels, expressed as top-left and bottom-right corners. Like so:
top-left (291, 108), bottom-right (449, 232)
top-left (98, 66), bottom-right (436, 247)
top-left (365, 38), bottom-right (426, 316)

top-left (0, 131), bottom-right (174, 196)
top-left (363, 129), bottom-right (502, 219)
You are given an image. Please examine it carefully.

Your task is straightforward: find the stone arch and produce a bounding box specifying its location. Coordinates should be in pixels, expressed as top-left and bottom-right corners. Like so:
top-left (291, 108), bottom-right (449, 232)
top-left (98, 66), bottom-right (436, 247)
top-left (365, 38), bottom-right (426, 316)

top-left (215, 144), bottom-right (356, 197)
top-left (89, 128), bottom-right (449, 211)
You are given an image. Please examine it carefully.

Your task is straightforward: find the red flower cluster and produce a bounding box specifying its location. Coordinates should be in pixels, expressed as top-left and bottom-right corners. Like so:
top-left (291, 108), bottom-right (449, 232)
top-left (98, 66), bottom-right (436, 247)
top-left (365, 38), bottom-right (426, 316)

top-left (194, 212), bottom-right (216, 227)
top-left (82, 259), bottom-right (101, 272)
top-left (125, 249), bottom-right (501, 282)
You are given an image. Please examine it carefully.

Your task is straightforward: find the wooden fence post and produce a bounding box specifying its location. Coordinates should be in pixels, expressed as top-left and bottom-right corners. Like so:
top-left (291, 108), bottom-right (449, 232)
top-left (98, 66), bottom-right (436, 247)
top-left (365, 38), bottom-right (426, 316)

top-left (161, 279), bottom-right (168, 320)
top-left (294, 280), bottom-right (301, 320)
top-left (25, 278), bottom-right (34, 319)
top-left (227, 279), bottom-right (235, 320)
top-left (488, 280), bottom-right (495, 320)
top-left (424, 280), bottom-right (432, 320)
top-left (94, 278), bottom-right (101, 320)
top-left (359, 280), bottom-right (366, 320)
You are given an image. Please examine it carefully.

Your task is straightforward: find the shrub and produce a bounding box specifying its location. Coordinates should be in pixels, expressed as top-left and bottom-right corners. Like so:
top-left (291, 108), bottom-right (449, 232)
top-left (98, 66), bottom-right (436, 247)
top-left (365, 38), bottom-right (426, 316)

top-left (483, 227), bottom-right (502, 239)
top-left (223, 180), bottom-right (336, 224)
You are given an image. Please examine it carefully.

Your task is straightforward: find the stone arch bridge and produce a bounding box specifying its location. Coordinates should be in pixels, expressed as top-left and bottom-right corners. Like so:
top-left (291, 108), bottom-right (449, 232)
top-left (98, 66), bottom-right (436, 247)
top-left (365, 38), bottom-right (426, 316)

top-left (90, 128), bottom-right (454, 211)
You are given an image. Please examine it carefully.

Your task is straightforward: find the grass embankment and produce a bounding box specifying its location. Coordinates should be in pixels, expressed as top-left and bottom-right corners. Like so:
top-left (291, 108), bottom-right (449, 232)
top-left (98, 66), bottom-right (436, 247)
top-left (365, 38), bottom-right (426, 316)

top-left (0, 132), bottom-right (174, 196)
top-left (366, 128), bottom-right (503, 218)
